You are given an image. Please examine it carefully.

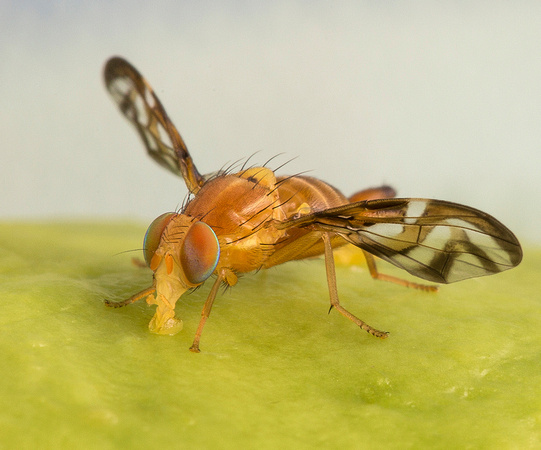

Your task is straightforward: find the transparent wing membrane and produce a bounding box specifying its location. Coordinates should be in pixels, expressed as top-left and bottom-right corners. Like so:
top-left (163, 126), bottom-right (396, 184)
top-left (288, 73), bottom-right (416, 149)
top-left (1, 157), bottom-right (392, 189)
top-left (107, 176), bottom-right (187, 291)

top-left (275, 198), bottom-right (522, 284)
top-left (104, 57), bottom-right (204, 193)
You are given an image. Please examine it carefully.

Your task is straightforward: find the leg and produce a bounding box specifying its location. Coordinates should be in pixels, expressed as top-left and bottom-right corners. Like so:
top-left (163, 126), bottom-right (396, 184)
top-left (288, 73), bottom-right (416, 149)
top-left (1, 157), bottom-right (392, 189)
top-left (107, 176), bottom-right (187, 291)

top-left (362, 251), bottom-right (438, 292)
top-left (189, 274), bottom-right (224, 353)
top-left (104, 285), bottom-right (156, 308)
top-left (322, 233), bottom-right (388, 339)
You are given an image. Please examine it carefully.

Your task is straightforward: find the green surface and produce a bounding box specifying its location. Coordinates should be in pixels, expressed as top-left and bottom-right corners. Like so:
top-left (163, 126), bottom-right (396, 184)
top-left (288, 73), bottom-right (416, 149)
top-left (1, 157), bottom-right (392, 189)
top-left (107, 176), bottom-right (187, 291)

top-left (0, 221), bottom-right (540, 449)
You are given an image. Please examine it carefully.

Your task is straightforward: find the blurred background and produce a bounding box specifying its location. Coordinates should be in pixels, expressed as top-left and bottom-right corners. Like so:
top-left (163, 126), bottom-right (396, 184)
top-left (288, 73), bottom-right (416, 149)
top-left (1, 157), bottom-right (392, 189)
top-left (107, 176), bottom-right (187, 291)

top-left (1, 1), bottom-right (539, 244)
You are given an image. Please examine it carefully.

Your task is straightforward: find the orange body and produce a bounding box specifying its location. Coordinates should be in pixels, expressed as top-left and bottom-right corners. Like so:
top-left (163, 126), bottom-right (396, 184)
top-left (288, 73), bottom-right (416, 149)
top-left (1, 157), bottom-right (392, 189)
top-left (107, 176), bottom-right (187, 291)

top-left (141, 167), bottom-right (354, 338)
top-left (185, 168), bottom-right (350, 272)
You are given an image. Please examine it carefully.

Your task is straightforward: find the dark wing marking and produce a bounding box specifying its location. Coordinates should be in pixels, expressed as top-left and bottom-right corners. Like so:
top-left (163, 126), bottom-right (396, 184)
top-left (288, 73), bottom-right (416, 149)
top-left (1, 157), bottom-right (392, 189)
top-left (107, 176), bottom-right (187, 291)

top-left (104, 56), bottom-right (203, 193)
top-left (275, 198), bottom-right (522, 284)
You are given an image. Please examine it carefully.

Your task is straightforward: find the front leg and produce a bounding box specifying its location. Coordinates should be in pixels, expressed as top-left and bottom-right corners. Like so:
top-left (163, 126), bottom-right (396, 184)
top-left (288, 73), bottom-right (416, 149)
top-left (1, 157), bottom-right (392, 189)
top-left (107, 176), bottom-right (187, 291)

top-left (104, 285), bottom-right (156, 308)
top-left (190, 268), bottom-right (238, 353)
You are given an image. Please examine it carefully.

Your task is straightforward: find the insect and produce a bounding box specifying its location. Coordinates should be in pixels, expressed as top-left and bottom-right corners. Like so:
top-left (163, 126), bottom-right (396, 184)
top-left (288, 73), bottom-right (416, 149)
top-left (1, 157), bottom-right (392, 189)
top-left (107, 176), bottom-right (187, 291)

top-left (103, 56), bottom-right (522, 353)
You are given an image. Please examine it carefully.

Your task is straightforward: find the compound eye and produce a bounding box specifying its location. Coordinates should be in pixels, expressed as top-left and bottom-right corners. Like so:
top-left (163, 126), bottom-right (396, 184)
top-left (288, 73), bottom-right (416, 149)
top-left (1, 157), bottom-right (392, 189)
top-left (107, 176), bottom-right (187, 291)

top-left (180, 221), bottom-right (220, 285)
top-left (143, 213), bottom-right (176, 266)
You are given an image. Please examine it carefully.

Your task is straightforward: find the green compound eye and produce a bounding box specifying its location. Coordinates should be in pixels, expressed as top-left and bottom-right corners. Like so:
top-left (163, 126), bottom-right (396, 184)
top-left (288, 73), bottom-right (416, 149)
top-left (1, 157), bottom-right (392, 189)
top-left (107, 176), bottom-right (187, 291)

top-left (143, 213), bottom-right (176, 267)
top-left (180, 221), bottom-right (220, 285)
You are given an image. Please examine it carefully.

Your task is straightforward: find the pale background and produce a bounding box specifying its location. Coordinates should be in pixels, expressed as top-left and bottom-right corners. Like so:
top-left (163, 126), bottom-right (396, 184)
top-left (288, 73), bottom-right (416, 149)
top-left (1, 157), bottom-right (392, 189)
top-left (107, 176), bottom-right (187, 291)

top-left (1, 1), bottom-right (539, 244)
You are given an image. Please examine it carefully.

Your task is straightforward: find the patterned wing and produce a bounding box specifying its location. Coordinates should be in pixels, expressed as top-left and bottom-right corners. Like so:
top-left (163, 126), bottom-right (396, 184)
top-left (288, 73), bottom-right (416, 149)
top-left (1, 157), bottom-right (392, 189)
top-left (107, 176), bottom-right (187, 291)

top-left (104, 56), bottom-right (203, 193)
top-left (275, 198), bottom-right (522, 284)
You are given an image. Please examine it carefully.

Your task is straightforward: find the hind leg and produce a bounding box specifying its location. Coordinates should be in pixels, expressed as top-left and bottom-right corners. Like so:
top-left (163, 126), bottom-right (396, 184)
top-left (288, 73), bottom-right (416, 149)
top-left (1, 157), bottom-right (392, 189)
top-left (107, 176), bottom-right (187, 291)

top-left (362, 251), bottom-right (438, 292)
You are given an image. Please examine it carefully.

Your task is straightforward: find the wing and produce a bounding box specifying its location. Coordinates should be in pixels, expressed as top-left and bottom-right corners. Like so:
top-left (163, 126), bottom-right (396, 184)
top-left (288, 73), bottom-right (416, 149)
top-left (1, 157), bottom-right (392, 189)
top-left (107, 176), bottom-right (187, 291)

top-left (104, 56), bottom-right (204, 194)
top-left (275, 198), bottom-right (522, 284)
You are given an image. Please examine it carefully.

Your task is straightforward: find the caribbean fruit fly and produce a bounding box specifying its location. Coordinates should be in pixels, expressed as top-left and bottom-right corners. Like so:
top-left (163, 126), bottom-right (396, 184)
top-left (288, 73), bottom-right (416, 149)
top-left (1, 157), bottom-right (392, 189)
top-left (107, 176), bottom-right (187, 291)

top-left (103, 56), bottom-right (522, 353)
